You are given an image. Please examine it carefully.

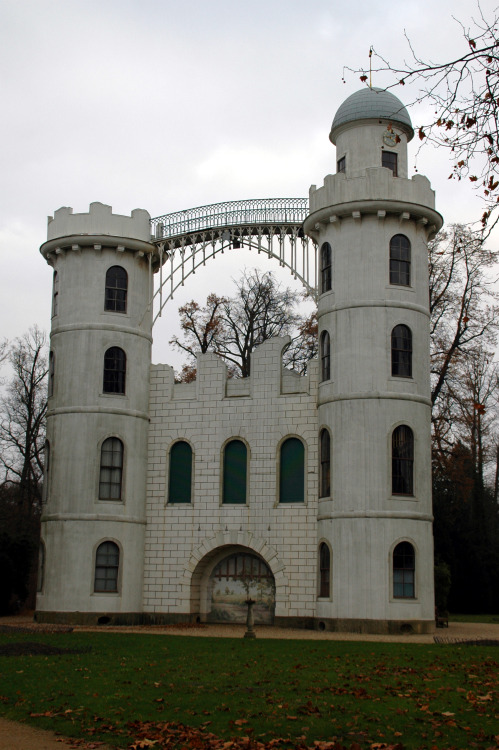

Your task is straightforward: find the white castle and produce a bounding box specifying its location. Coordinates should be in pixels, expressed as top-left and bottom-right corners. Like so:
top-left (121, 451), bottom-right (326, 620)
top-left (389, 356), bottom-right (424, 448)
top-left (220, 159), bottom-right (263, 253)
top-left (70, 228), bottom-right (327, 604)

top-left (36, 88), bottom-right (443, 633)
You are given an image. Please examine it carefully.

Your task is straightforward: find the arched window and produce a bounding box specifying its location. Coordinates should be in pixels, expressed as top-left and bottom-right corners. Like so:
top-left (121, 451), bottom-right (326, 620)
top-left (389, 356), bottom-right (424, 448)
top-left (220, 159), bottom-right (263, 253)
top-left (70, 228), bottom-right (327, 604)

top-left (320, 331), bottom-right (330, 382)
top-left (393, 541), bottom-right (415, 598)
top-left (103, 347), bottom-right (126, 394)
top-left (105, 266), bottom-right (128, 313)
top-left (168, 441), bottom-right (193, 503)
top-left (319, 542), bottom-right (331, 598)
top-left (223, 439), bottom-right (247, 504)
top-left (94, 541), bottom-right (120, 592)
top-left (37, 541), bottom-right (45, 593)
top-left (42, 440), bottom-right (50, 505)
top-left (279, 437), bottom-right (305, 503)
top-left (391, 325), bottom-right (412, 377)
top-left (99, 438), bottom-right (124, 500)
top-left (52, 271), bottom-right (59, 317)
top-left (390, 235), bottom-right (411, 286)
top-left (320, 242), bottom-right (332, 293)
top-left (392, 425), bottom-right (414, 495)
top-left (319, 429), bottom-right (330, 498)
top-left (48, 351), bottom-right (54, 397)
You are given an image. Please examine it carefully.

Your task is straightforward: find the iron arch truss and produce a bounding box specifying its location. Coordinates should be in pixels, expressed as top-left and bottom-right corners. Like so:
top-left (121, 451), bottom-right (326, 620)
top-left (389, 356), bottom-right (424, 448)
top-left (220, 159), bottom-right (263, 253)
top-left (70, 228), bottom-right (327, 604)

top-left (150, 198), bottom-right (316, 324)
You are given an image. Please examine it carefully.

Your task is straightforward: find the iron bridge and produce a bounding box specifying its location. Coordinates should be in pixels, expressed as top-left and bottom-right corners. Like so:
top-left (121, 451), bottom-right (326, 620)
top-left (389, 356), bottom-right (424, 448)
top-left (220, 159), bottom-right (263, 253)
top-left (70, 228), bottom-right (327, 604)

top-left (150, 198), bottom-right (316, 323)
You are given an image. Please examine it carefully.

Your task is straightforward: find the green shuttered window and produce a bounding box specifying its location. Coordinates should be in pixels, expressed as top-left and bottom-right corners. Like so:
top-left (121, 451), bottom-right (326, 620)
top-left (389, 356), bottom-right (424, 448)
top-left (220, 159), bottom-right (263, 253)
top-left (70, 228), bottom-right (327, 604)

top-left (169, 441), bottom-right (192, 503)
top-left (223, 440), bottom-right (247, 504)
top-left (279, 437), bottom-right (305, 503)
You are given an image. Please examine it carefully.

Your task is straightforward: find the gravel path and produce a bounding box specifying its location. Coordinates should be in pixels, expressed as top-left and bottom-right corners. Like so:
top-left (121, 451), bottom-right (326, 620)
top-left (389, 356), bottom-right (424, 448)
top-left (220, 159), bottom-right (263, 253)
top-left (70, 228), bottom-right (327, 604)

top-left (0, 616), bottom-right (498, 749)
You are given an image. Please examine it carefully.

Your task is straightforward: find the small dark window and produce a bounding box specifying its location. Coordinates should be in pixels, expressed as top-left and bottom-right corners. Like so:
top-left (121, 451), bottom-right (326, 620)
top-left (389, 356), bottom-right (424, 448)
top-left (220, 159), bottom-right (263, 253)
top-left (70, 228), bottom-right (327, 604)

top-left (382, 150), bottom-right (398, 176)
top-left (337, 156), bottom-right (346, 174)
top-left (391, 325), bottom-right (412, 378)
top-left (42, 441), bottom-right (50, 504)
top-left (48, 351), bottom-right (54, 398)
top-left (390, 235), bottom-right (411, 286)
top-left (393, 541), bottom-right (415, 598)
top-left (105, 266), bottom-right (128, 313)
top-left (52, 271), bottom-right (59, 317)
top-left (320, 429), bottom-right (330, 498)
top-left (392, 425), bottom-right (414, 495)
top-left (279, 437), bottom-right (305, 503)
top-left (37, 541), bottom-right (45, 593)
top-left (99, 438), bottom-right (124, 500)
top-left (223, 439), bottom-right (247, 504)
top-left (94, 541), bottom-right (120, 592)
top-left (169, 441), bottom-right (193, 503)
top-left (103, 347), bottom-right (126, 394)
top-left (320, 242), bottom-right (332, 293)
top-left (319, 542), bottom-right (330, 598)
top-left (320, 331), bottom-right (330, 382)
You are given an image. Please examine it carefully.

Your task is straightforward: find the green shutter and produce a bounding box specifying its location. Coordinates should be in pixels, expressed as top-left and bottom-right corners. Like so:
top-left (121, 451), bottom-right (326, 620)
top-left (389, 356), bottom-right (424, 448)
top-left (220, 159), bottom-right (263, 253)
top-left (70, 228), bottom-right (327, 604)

top-left (223, 440), bottom-right (247, 504)
top-left (280, 438), bottom-right (304, 503)
top-left (169, 441), bottom-right (192, 503)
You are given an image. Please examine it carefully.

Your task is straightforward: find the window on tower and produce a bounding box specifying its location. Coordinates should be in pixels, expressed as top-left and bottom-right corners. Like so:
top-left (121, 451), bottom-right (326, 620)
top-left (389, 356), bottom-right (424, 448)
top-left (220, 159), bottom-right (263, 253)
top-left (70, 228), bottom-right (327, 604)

top-left (94, 541), bottom-right (120, 593)
top-left (168, 441), bottom-right (193, 503)
top-left (393, 541), bottom-right (415, 598)
top-left (279, 437), bottom-right (305, 503)
top-left (52, 271), bottom-right (59, 317)
top-left (99, 437), bottom-right (124, 500)
top-left (392, 425), bottom-right (414, 495)
top-left (320, 243), bottom-right (332, 293)
top-left (318, 542), bottom-right (331, 598)
top-left (391, 325), bottom-right (412, 378)
top-left (382, 150), bottom-right (398, 176)
top-left (223, 439), bottom-right (247, 504)
top-left (320, 331), bottom-right (331, 381)
top-left (48, 351), bottom-right (55, 398)
top-left (389, 235), bottom-right (411, 286)
top-left (319, 429), bottom-right (331, 498)
top-left (103, 347), bottom-right (126, 394)
top-left (337, 156), bottom-right (346, 173)
top-left (105, 266), bottom-right (128, 313)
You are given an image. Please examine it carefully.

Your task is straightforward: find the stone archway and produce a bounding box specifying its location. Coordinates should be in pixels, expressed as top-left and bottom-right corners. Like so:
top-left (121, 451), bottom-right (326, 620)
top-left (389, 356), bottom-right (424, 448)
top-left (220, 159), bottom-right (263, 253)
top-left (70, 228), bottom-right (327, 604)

top-left (207, 551), bottom-right (275, 624)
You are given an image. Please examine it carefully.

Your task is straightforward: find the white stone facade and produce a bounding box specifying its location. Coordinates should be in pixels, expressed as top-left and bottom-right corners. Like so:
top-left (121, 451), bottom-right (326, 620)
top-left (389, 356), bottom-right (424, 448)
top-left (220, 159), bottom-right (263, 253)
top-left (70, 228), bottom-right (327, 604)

top-left (36, 89), bottom-right (443, 633)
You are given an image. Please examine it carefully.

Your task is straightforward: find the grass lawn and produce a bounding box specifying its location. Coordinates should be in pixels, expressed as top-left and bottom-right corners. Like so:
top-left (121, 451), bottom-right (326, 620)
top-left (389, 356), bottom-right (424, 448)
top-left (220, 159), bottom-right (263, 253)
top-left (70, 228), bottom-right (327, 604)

top-left (0, 631), bottom-right (498, 749)
top-left (449, 613), bottom-right (499, 624)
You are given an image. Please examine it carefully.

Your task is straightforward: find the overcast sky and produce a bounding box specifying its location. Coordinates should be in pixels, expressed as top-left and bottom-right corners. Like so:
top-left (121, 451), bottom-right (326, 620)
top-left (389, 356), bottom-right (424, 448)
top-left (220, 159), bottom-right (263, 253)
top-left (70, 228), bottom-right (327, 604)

top-left (0, 0), bottom-right (495, 369)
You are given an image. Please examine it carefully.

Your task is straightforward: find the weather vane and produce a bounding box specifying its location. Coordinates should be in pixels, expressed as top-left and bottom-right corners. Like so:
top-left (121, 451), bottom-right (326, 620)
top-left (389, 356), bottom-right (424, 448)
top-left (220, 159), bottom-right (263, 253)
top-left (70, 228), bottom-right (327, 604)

top-left (369, 46), bottom-right (373, 88)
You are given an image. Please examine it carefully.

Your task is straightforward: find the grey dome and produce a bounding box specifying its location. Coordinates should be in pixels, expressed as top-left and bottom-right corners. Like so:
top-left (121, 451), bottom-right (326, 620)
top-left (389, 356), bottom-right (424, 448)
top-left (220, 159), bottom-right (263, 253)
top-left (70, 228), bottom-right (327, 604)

top-left (330, 87), bottom-right (414, 143)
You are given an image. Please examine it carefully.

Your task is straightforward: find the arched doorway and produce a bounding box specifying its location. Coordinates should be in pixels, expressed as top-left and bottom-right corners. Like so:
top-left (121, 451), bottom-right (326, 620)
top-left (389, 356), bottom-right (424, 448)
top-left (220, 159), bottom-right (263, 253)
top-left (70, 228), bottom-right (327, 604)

top-left (207, 551), bottom-right (275, 624)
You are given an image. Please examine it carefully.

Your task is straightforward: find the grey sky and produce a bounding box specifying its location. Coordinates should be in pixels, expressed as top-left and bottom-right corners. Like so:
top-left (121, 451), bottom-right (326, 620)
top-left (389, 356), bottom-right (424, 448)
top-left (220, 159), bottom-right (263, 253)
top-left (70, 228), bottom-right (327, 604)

top-left (1, 0), bottom-right (495, 368)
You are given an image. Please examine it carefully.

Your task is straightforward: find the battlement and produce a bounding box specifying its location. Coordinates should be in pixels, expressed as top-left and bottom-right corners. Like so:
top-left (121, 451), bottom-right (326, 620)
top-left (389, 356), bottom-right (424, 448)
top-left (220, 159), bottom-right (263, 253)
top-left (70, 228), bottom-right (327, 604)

top-left (47, 202), bottom-right (152, 242)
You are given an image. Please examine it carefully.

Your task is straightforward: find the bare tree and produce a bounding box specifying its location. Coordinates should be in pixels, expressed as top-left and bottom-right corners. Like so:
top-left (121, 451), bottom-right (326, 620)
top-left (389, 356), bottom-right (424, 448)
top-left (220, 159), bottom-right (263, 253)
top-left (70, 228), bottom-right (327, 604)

top-left (171, 270), bottom-right (311, 378)
top-left (350, 6), bottom-right (499, 229)
top-left (0, 327), bottom-right (48, 515)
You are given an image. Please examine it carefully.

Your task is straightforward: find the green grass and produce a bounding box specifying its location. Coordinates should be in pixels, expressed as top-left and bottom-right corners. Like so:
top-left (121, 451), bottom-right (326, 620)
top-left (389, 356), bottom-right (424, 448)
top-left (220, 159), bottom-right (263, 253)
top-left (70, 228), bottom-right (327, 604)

top-left (449, 613), bottom-right (499, 624)
top-left (0, 632), bottom-right (498, 749)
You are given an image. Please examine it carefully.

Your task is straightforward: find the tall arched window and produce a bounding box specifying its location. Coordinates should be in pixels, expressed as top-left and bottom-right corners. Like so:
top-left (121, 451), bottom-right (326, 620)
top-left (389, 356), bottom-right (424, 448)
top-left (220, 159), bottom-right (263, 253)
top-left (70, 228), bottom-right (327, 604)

top-left (48, 351), bottom-right (54, 397)
top-left (52, 271), bottom-right (59, 317)
top-left (99, 438), bottom-right (124, 500)
top-left (103, 347), bottom-right (126, 394)
top-left (320, 242), bottom-right (332, 293)
top-left (389, 235), bottom-right (411, 286)
top-left (37, 541), bottom-right (45, 593)
top-left (279, 437), bottom-right (305, 503)
top-left (94, 541), bottom-right (120, 592)
top-left (391, 325), bottom-right (412, 377)
top-left (223, 439), bottom-right (247, 504)
top-left (105, 266), bottom-right (128, 313)
top-left (320, 331), bottom-right (330, 382)
top-left (319, 429), bottom-right (330, 498)
top-left (393, 541), bottom-right (415, 598)
top-left (42, 440), bottom-right (50, 505)
top-left (168, 440), bottom-right (193, 503)
top-left (319, 542), bottom-right (331, 598)
top-left (392, 425), bottom-right (414, 495)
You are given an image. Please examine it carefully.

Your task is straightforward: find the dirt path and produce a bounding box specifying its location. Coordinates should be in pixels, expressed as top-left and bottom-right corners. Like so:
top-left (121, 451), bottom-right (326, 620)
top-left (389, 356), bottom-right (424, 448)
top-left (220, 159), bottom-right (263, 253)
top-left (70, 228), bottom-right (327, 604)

top-left (0, 616), bottom-right (497, 749)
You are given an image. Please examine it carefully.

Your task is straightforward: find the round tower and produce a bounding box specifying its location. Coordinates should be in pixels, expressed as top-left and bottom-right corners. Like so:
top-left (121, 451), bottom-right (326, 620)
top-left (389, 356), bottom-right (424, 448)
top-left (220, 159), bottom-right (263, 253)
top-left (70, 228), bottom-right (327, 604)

top-left (304, 88), bottom-right (443, 633)
top-left (36, 203), bottom-right (157, 623)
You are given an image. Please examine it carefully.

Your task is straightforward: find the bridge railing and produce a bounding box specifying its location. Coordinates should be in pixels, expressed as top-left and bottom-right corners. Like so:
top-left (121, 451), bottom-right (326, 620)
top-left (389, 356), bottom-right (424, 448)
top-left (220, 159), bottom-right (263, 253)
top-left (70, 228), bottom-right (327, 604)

top-left (151, 198), bottom-right (309, 240)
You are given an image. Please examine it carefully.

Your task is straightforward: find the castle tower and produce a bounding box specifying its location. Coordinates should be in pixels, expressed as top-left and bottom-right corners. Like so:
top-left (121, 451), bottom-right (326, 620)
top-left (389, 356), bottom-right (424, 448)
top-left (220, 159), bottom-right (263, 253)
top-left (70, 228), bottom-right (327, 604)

top-left (304, 88), bottom-right (443, 633)
top-left (36, 203), bottom-right (157, 622)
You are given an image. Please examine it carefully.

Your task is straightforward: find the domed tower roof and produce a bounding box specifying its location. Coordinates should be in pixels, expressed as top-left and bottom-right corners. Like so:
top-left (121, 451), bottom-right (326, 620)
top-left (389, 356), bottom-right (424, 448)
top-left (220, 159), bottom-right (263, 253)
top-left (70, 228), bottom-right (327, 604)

top-left (330, 87), bottom-right (414, 144)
